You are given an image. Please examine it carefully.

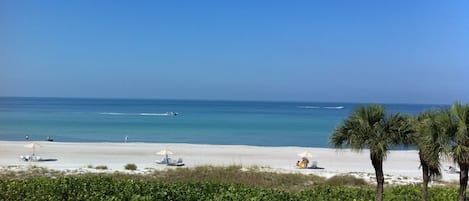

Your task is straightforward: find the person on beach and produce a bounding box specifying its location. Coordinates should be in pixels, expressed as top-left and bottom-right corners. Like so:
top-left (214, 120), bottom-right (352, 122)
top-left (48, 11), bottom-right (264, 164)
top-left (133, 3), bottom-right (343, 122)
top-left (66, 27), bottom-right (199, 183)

top-left (296, 158), bottom-right (309, 169)
top-left (47, 136), bottom-right (54, 141)
top-left (449, 166), bottom-right (459, 173)
top-left (124, 135), bottom-right (128, 143)
top-left (25, 135), bottom-right (29, 141)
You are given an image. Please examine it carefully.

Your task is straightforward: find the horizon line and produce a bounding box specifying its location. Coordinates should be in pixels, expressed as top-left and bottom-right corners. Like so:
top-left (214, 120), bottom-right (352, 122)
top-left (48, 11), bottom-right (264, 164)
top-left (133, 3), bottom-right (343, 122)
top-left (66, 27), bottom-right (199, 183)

top-left (0, 95), bottom-right (453, 106)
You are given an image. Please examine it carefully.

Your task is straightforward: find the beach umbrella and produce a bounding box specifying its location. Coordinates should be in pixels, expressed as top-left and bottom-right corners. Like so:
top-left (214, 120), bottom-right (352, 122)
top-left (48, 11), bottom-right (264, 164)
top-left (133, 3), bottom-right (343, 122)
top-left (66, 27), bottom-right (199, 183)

top-left (298, 151), bottom-right (313, 158)
top-left (157, 149), bottom-right (174, 155)
top-left (24, 143), bottom-right (41, 156)
top-left (157, 149), bottom-right (174, 158)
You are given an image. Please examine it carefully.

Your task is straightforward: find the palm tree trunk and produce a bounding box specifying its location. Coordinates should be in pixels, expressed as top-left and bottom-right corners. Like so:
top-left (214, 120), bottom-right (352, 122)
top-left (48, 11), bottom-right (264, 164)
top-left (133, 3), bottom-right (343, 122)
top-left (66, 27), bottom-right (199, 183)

top-left (459, 163), bottom-right (469, 201)
top-left (419, 151), bottom-right (429, 201)
top-left (371, 155), bottom-right (384, 201)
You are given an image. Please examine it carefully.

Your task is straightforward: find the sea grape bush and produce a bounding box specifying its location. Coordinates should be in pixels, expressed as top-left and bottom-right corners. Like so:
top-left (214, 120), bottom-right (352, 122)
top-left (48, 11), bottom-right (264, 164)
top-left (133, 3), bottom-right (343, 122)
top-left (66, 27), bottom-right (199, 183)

top-left (385, 185), bottom-right (458, 201)
top-left (124, 163), bottom-right (137, 171)
top-left (0, 176), bottom-right (458, 201)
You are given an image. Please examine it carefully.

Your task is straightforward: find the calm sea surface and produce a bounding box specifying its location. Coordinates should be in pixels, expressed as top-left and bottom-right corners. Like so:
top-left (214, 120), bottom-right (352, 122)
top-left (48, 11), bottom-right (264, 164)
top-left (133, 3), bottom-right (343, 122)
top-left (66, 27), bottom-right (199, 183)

top-left (0, 97), bottom-right (447, 147)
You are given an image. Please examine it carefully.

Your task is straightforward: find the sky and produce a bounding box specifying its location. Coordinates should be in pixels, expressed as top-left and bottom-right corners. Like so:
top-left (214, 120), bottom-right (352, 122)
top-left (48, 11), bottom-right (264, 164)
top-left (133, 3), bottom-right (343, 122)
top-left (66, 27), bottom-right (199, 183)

top-left (1, 1), bottom-right (468, 104)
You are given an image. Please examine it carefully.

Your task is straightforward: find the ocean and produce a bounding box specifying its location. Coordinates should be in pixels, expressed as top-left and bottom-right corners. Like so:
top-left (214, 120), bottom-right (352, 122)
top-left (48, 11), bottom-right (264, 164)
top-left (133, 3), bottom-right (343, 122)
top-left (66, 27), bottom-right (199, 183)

top-left (0, 97), bottom-right (446, 147)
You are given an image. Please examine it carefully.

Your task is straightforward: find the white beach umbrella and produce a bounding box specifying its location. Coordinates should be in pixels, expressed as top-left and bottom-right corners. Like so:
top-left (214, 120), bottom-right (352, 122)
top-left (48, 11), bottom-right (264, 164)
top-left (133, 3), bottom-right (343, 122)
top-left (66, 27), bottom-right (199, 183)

top-left (156, 149), bottom-right (174, 155)
top-left (24, 143), bottom-right (42, 156)
top-left (157, 149), bottom-right (174, 159)
top-left (298, 151), bottom-right (313, 158)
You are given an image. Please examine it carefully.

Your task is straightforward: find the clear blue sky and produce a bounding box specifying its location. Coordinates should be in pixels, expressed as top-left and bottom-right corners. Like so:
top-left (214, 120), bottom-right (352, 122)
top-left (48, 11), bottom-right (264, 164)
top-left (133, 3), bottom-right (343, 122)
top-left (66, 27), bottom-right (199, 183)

top-left (1, 1), bottom-right (468, 104)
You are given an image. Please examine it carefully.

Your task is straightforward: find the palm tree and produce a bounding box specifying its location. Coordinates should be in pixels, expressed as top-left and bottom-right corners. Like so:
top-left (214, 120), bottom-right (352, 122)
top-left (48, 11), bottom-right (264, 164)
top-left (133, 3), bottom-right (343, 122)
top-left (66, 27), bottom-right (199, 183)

top-left (413, 109), bottom-right (453, 201)
top-left (330, 105), bottom-right (412, 201)
top-left (450, 102), bottom-right (469, 201)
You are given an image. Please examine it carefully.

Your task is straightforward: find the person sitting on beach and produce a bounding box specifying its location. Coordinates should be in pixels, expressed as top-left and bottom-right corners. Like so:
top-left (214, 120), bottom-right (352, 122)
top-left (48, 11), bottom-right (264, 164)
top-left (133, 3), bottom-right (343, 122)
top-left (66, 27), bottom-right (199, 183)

top-left (449, 165), bottom-right (459, 174)
top-left (296, 158), bottom-right (309, 169)
top-left (47, 136), bottom-right (54, 142)
top-left (297, 160), bottom-right (307, 168)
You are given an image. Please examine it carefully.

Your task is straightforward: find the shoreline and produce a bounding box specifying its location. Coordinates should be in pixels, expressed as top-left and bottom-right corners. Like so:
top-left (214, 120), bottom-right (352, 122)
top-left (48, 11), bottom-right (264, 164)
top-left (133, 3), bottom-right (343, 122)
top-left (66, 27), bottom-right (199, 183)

top-left (0, 141), bottom-right (459, 184)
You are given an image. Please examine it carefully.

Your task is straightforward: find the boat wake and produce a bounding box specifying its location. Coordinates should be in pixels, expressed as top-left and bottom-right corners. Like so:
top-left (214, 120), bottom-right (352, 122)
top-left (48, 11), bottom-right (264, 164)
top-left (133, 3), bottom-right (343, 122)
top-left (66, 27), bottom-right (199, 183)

top-left (323, 106), bottom-right (345, 109)
top-left (99, 112), bottom-right (126, 115)
top-left (139, 113), bottom-right (171, 116)
top-left (99, 112), bottom-right (178, 116)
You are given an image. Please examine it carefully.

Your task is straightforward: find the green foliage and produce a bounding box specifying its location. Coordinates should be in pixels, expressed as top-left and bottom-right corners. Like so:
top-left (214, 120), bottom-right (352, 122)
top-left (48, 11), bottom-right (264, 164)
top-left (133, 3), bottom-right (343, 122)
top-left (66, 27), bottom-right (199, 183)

top-left (325, 175), bottom-right (368, 186)
top-left (330, 105), bottom-right (413, 200)
top-left (150, 165), bottom-right (326, 191)
top-left (450, 102), bottom-right (469, 164)
top-left (0, 176), bottom-right (458, 201)
top-left (385, 185), bottom-right (458, 201)
top-left (95, 165), bottom-right (108, 170)
top-left (300, 185), bottom-right (375, 201)
top-left (448, 102), bottom-right (469, 201)
top-left (0, 165), bottom-right (325, 192)
top-left (124, 163), bottom-right (137, 171)
top-left (330, 105), bottom-right (412, 159)
top-left (413, 109), bottom-right (453, 176)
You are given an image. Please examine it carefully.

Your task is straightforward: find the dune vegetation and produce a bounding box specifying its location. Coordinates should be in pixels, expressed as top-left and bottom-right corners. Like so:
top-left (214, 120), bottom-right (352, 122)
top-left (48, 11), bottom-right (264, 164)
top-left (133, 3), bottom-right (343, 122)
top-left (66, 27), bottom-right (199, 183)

top-left (0, 165), bottom-right (460, 201)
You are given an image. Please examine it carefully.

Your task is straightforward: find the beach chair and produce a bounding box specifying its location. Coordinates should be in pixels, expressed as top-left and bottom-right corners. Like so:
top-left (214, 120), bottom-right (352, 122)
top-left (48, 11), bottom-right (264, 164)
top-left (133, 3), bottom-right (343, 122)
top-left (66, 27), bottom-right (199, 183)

top-left (32, 156), bottom-right (41, 161)
top-left (310, 161), bottom-right (317, 169)
top-left (307, 161), bottom-right (325, 169)
top-left (20, 155), bottom-right (42, 162)
top-left (156, 156), bottom-right (171, 164)
top-left (447, 166), bottom-right (460, 174)
top-left (167, 158), bottom-right (185, 166)
top-left (20, 155), bottom-right (29, 161)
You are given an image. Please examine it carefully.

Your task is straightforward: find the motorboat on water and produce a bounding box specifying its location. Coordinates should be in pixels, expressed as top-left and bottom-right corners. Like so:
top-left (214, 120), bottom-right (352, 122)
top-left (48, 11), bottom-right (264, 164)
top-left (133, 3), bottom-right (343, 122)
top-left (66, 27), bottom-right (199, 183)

top-left (166, 112), bottom-right (178, 116)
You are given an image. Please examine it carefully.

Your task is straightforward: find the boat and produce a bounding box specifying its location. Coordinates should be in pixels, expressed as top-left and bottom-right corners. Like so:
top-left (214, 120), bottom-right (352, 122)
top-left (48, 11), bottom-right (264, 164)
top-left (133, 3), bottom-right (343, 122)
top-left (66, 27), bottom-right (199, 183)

top-left (166, 112), bottom-right (178, 116)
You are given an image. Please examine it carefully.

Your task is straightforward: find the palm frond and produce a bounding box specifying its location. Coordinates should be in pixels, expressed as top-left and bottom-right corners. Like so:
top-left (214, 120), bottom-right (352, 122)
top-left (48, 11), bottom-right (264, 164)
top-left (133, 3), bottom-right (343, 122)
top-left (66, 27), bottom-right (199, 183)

top-left (330, 104), bottom-right (409, 160)
top-left (450, 102), bottom-right (469, 164)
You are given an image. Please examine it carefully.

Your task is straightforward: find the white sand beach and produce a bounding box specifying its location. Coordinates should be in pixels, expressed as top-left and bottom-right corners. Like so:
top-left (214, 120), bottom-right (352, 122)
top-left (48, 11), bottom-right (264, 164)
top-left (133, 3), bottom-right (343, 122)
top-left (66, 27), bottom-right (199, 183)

top-left (0, 141), bottom-right (460, 184)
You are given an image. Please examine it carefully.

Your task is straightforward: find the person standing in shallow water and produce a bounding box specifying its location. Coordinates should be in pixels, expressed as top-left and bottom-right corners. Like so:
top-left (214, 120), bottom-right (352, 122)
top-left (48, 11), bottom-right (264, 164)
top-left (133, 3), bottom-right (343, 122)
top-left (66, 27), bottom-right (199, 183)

top-left (25, 135), bottom-right (29, 141)
top-left (124, 135), bottom-right (128, 143)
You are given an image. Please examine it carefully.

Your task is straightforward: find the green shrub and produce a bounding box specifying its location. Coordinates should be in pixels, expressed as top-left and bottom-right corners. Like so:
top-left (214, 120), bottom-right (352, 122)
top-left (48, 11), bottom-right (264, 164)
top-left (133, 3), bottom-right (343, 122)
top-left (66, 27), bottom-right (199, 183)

top-left (0, 165), bottom-right (460, 201)
top-left (95, 165), bottom-right (108, 170)
top-left (325, 174), bottom-right (368, 186)
top-left (0, 176), bottom-right (459, 201)
top-left (385, 185), bottom-right (458, 201)
top-left (125, 163), bottom-right (137, 171)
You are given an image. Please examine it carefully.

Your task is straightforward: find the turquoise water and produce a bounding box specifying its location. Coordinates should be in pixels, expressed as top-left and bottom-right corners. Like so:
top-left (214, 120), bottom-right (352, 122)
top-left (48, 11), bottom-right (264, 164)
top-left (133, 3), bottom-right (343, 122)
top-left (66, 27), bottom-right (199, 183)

top-left (0, 97), bottom-right (446, 147)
